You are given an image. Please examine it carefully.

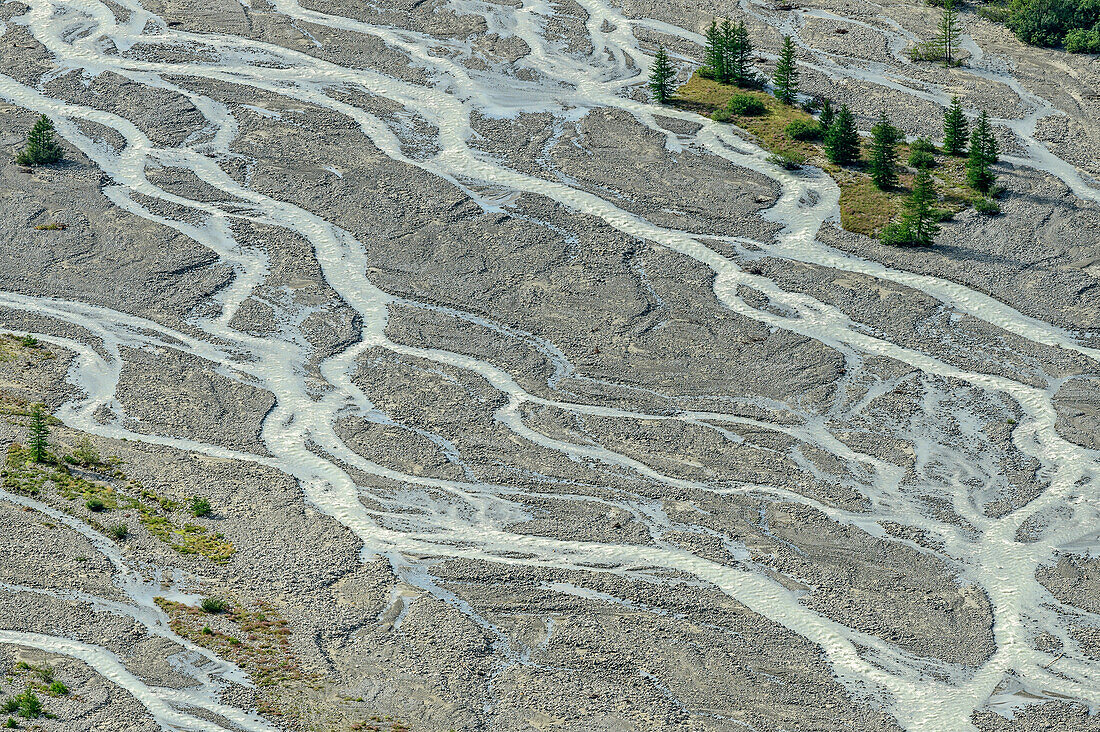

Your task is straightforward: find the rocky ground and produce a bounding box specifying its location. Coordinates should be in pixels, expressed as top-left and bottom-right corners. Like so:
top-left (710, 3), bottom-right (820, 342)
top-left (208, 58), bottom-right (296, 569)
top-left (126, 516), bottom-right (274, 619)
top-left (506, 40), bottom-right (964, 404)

top-left (0, 0), bottom-right (1099, 730)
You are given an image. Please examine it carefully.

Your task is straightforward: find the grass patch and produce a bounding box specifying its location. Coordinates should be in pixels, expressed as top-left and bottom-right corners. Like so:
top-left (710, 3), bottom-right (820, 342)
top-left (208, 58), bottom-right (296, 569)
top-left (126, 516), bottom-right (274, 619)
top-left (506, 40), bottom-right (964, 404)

top-left (156, 597), bottom-right (312, 691)
top-left (0, 333), bottom-right (55, 364)
top-left (673, 74), bottom-right (818, 162)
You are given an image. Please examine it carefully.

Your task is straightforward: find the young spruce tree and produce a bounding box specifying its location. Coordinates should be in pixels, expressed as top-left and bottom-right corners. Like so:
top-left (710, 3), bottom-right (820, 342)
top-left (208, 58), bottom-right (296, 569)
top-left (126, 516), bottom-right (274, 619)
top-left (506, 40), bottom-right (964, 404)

top-left (825, 104), bottom-right (860, 165)
top-left (649, 45), bottom-right (675, 103)
top-left (882, 168), bottom-right (939, 246)
top-left (15, 115), bottom-right (63, 166)
top-left (773, 36), bottom-right (799, 104)
top-left (966, 111), bottom-right (998, 192)
top-left (942, 96), bottom-right (968, 156)
top-left (818, 98), bottom-right (835, 133)
top-left (869, 111), bottom-right (901, 189)
top-left (28, 404), bottom-right (49, 463)
top-left (932, 0), bottom-right (962, 66)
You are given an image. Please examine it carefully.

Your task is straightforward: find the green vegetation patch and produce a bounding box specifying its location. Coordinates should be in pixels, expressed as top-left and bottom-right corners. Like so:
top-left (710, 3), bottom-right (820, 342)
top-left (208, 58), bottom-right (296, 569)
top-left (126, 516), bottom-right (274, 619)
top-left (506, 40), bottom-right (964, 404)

top-left (155, 598), bottom-right (308, 689)
top-left (0, 333), bottom-right (55, 366)
top-left (674, 74), bottom-right (817, 161)
top-left (673, 73), bottom-right (987, 238)
top-left (2, 433), bottom-right (233, 562)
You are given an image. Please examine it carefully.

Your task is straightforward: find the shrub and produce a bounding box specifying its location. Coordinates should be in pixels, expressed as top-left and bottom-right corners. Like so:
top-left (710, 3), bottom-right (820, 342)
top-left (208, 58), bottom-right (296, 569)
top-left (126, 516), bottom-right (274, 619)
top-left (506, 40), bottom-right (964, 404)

top-left (200, 597), bottom-right (228, 613)
top-left (910, 137), bottom-right (938, 154)
top-left (3, 716), bottom-right (14, 728)
top-left (86, 498), bottom-right (106, 512)
top-left (974, 197), bottom-right (1002, 214)
top-left (201, 625), bottom-right (213, 635)
top-left (69, 437), bottom-right (100, 467)
top-left (1008, 0), bottom-right (1100, 47)
top-left (1064, 27), bottom-right (1100, 53)
top-left (908, 41), bottom-right (941, 61)
top-left (19, 335), bottom-right (38, 348)
top-left (190, 496), bottom-right (212, 518)
top-left (728, 94), bottom-right (767, 116)
top-left (785, 119), bottom-right (821, 141)
top-left (15, 692), bottom-right (42, 719)
top-left (0, 700), bottom-right (15, 714)
top-left (46, 682), bottom-right (67, 697)
top-left (711, 109), bottom-right (733, 123)
top-left (767, 151), bottom-right (807, 170)
top-left (978, 3), bottom-right (1012, 22)
top-left (908, 148), bottom-right (936, 169)
top-left (880, 222), bottom-right (916, 246)
top-left (109, 523), bottom-right (128, 540)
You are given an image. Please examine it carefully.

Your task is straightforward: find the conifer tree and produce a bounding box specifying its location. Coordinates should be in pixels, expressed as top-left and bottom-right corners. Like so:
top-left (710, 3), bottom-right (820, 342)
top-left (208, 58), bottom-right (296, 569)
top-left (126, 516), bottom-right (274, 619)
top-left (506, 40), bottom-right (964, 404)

top-left (942, 96), bottom-right (968, 156)
top-left (704, 20), bottom-right (725, 81)
top-left (704, 19), bottom-right (753, 86)
top-left (966, 111), bottom-right (998, 192)
top-left (882, 168), bottom-right (940, 246)
top-left (649, 45), bottom-right (675, 103)
top-left (819, 98), bottom-right (835, 132)
top-left (869, 110), bottom-right (901, 189)
top-left (730, 21), bottom-right (753, 86)
top-left (15, 115), bottom-right (63, 166)
top-left (719, 19), bottom-right (737, 84)
top-left (901, 168), bottom-right (940, 245)
top-left (932, 0), bottom-right (963, 66)
top-left (28, 404), bottom-right (49, 463)
top-left (825, 104), bottom-right (860, 165)
top-left (773, 36), bottom-right (799, 105)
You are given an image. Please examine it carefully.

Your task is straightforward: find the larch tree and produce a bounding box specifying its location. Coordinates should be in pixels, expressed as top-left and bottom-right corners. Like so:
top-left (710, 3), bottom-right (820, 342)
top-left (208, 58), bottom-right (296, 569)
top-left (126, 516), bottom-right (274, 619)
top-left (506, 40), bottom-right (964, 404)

top-left (730, 21), bottom-right (753, 86)
top-left (704, 20), bottom-right (726, 81)
top-left (719, 19), bottom-right (738, 84)
top-left (773, 36), bottom-right (799, 104)
top-left (649, 45), bottom-right (675, 103)
top-left (933, 0), bottom-right (963, 66)
top-left (942, 96), bottom-right (968, 156)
